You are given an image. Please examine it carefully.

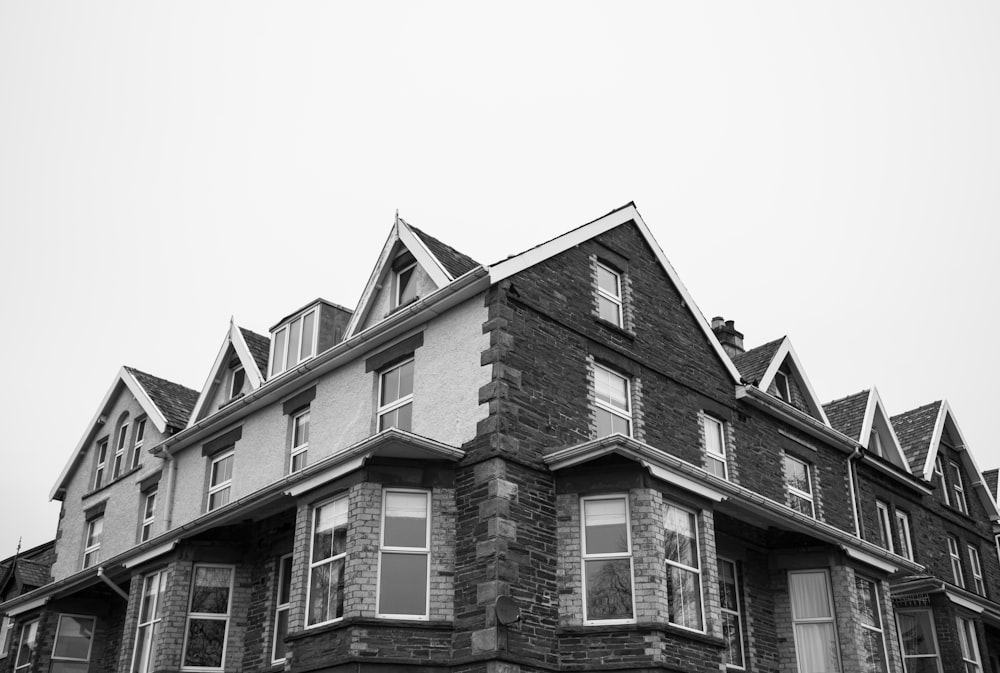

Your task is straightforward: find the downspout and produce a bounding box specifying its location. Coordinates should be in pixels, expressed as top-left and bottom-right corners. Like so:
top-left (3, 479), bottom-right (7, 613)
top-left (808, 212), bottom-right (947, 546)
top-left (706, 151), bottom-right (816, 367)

top-left (847, 446), bottom-right (862, 537)
top-left (96, 568), bottom-right (129, 601)
top-left (161, 450), bottom-right (178, 531)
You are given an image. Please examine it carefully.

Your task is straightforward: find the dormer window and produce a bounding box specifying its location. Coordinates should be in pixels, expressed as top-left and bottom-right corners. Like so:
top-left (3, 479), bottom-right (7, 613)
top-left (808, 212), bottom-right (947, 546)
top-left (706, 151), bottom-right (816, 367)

top-left (869, 429), bottom-right (883, 458)
top-left (395, 262), bottom-right (418, 308)
top-left (774, 370), bottom-right (791, 402)
top-left (270, 309), bottom-right (317, 378)
top-left (228, 364), bottom-right (246, 400)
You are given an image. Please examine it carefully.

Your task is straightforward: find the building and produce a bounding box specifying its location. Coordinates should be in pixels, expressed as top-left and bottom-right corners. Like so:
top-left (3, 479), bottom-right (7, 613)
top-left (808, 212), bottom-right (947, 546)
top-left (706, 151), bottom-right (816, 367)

top-left (1, 203), bottom-right (998, 673)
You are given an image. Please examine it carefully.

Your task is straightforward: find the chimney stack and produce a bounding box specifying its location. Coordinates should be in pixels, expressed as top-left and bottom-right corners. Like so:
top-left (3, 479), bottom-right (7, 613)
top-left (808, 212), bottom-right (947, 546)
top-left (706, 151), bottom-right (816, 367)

top-left (712, 316), bottom-right (745, 357)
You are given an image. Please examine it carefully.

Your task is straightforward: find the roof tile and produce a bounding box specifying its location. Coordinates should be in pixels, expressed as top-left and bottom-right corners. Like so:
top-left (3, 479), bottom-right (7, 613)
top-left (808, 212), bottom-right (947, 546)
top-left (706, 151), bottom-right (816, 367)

top-left (731, 337), bottom-right (784, 385)
top-left (408, 224), bottom-right (480, 279)
top-left (125, 367), bottom-right (199, 429)
top-left (823, 390), bottom-right (870, 442)
top-left (240, 328), bottom-right (270, 377)
top-left (890, 401), bottom-right (943, 475)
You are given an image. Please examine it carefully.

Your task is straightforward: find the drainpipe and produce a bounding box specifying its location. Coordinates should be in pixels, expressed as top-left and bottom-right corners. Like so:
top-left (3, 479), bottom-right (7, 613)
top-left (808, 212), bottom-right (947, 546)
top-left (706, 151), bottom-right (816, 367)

top-left (97, 568), bottom-right (129, 601)
top-left (160, 450), bottom-right (178, 531)
top-left (847, 446), bottom-right (862, 537)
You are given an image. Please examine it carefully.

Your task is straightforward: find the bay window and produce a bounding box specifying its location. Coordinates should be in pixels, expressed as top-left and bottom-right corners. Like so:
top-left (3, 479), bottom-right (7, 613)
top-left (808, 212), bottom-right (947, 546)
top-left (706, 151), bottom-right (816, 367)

top-left (789, 570), bottom-right (840, 673)
top-left (718, 558), bottom-right (745, 668)
top-left (664, 504), bottom-right (703, 631)
top-left (378, 489), bottom-right (430, 619)
top-left (307, 497), bottom-right (348, 626)
top-left (133, 570), bottom-right (167, 673)
top-left (182, 565), bottom-right (234, 671)
top-left (14, 620), bottom-right (38, 673)
top-left (581, 495), bottom-right (634, 623)
top-left (272, 555), bottom-right (293, 662)
top-left (957, 617), bottom-right (983, 673)
top-left (50, 614), bottom-right (96, 673)
top-left (855, 577), bottom-right (888, 673)
top-left (896, 610), bottom-right (941, 673)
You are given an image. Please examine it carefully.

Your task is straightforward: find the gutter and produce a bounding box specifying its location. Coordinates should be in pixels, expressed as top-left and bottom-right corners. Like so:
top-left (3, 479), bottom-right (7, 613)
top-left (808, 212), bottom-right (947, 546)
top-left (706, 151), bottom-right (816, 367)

top-left (736, 385), bottom-right (856, 454)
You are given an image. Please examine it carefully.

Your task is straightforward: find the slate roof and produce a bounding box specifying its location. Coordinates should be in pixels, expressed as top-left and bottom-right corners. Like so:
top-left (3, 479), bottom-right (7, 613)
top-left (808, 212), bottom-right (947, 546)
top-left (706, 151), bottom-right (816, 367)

top-left (823, 390), bottom-right (870, 442)
top-left (16, 559), bottom-right (50, 588)
top-left (240, 328), bottom-right (270, 376)
top-left (408, 224), bottom-right (480, 279)
top-left (125, 367), bottom-right (199, 429)
top-left (983, 469), bottom-right (999, 501)
top-left (891, 401), bottom-right (943, 475)
top-left (731, 338), bottom-right (784, 385)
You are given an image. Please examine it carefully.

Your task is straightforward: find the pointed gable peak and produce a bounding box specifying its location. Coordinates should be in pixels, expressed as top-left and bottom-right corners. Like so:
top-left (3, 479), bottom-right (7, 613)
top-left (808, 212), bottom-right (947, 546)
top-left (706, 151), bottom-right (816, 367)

top-left (741, 336), bottom-right (830, 425)
top-left (825, 387), bottom-right (910, 472)
top-left (891, 400), bottom-right (944, 476)
top-left (188, 320), bottom-right (267, 426)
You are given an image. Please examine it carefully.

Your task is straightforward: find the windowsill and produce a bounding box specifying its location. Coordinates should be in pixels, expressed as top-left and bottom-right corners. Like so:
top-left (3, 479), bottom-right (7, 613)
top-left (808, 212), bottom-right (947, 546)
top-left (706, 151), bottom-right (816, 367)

top-left (594, 316), bottom-right (636, 340)
top-left (83, 465), bottom-right (143, 499)
top-left (557, 621), bottom-right (725, 646)
top-left (287, 616), bottom-right (453, 641)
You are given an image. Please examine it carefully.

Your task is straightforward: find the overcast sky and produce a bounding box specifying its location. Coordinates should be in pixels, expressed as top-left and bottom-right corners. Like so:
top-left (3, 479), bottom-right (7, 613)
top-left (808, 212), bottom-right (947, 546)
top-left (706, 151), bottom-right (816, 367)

top-left (1, 2), bottom-right (998, 560)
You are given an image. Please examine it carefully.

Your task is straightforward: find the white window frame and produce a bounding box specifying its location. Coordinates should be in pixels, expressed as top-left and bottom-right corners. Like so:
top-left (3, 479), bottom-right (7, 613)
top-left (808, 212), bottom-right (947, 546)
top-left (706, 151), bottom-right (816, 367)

top-left (269, 309), bottom-right (318, 378)
top-left (207, 451), bottom-right (234, 512)
top-left (774, 370), bottom-right (791, 402)
top-left (83, 516), bottom-right (103, 569)
top-left (593, 364), bottom-right (632, 438)
top-left (703, 415), bottom-right (728, 479)
top-left (948, 536), bottom-right (965, 587)
top-left (595, 261), bottom-right (624, 327)
top-left (783, 454), bottom-right (815, 517)
top-left (228, 365), bottom-right (245, 401)
top-left (580, 494), bottom-right (636, 625)
top-left (306, 496), bottom-right (348, 628)
top-left (0, 615), bottom-right (12, 658)
top-left (13, 619), bottom-right (38, 673)
top-left (289, 409), bottom-right (310, 474)
top-left (950, 461), bottom-right (969, 514)
top-left (113, 421), bottom-right (130, 479)
top-left (896, 609), bottom-right (942, 673)
top-left (957, 616), bottom-right (983, 673)
top-left (131, 418), bottom-right (146, 470)
top-left (181, 564), bottom-right (234, 672)
top-left (376, 488), bottom-right (431, 620)
top-left (718, 557), bottom-right (745, 669)
top-left (271, 554), bottom-right (293, 664)
top-left (132, 570), bottom-right (167, 673)
top-left (869, 429), bottom-right (884, 458)
top-left (875, 500), bottom-right (895, 553)
top-left (377, 358), bottom-right (414, 432)
top-left (854, 576), bottom-right (889, 673)
top-left (94, 439), bottom-right (108, 489)
top-left (968, 545), bottom-right (985, 596)
top-left (395, 262), bottom-right (418, 308)
top-left (664, 503), bottom-right (705, 632)
top-left (935, 457), bottom-right (951, 506)
top-left (895, 509), bottom-right (914, 561)
top-left (788, 570), bottom-right (841, 673)
top-left (51, 613), bottom-right (96, 667)
top-left (140, 487), bottom-right (157, 542)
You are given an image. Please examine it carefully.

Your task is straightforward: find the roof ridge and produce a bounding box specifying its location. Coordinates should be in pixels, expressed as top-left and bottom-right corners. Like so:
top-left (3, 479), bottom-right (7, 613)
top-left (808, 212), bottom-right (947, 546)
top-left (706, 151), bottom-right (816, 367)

top-left (822, 389), bottom-right (871, 408)
top-left (124, 365), bottom-right (198, 395)
top-left (406, 222), bottom-right (481, 279)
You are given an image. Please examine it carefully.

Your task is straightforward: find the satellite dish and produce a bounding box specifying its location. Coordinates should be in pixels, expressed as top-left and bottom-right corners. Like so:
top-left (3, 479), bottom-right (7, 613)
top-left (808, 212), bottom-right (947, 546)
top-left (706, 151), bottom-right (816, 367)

top-left (495, 595), bottom-right (522, 626)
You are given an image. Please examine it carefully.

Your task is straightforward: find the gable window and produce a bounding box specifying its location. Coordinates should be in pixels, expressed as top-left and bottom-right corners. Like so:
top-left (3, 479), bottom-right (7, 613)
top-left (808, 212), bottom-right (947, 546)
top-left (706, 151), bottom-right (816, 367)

top-left (869, 429), bottom-right (884, 458)
top-left (50, 614), bottom-right (96, 673)
top-left (855, 577), bottom-right (888, 673)
top-left (14, 620), bottom-right (38, 673)
top-left (270, 309), bottom-right (317, 378)
top-left (875, 501), bottom-right (894, 553)
top-left (718, 558), bottom-right (745, 668)
top-left (395, 262), bottom-right (418, 307)
top-left (228, 365), bottom-right (245, 401)
top-left (0, 615), bottom-right (12, 658)
top-left (131, 419), bottom-right (146, 470)
top-left (378, 359), bottom-right (414, 432)
top-left (93, 439), bottom-right (108, 490)
top-left (595, 261), bottom-right (624, 327)
top-left (789, 570), bottom-right (840, 673)
top-left (949, 462), bottom-right (969, 514)
top-left (968, 545), bottom-right (985, 596)
top-left (774, 370), bottom-right (791, 402)
top-left (895, 510), bottom-right (914, 561)
top-left (113, 421), bottom-right (130, 479)
top-left (897, 610), bottom-right (941, 673)
top-left (934, 457), bottom-right (951, 506)
top-left (378, 489), bottom-right (430, 619)
top-left (947, 536), bottom-right (965, 587)
top-left (665, 504), bottom-right (703, 631)
top-left (140, 486), bottom-right (157, 542)
top-left (207, 451), bottom-right (234, 512)
top-left (581, 495), bottom-right (634, 624)
top-left (783, 455), bottom-right (815, 517)
top-left (307, 497), bottom-right (348, 626)
top-left (957, 617), bottom-right (983, 673)
top-left (272, 555), bottom-right (293, 663)
top-left (182, 565), bottom-right (234, 671)
top-left (703, 415), bottom-right (728, 479)
top-left (290, 410), bottom-right (310, 473)
top-left (133, 570), bottom-right (167, 673)
top-left (593, 364), bottom-right (631, 437)
top-left (83, 516), bottom-right (103, 569)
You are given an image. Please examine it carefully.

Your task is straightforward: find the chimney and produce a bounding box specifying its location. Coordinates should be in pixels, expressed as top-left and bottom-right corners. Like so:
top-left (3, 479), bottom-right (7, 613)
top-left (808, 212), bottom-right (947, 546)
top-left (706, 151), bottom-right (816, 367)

top-left (712, 316), bottom-right (745, 357)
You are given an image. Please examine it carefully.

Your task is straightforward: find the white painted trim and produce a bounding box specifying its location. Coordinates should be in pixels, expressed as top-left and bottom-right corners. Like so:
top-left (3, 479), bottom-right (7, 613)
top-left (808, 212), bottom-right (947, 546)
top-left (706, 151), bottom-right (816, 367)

top-left (189, 320), bottom-right (265, 427)
top-left (375, 488), bottom-right (432, 620)
top-left (842, 546), bottom-right (900, 574)
top-left (6, 596), bottom-right (47, 617)
top-left (344, 226), bottom-right (398, 338)
top-left (865, 387), bottom-right (911, 473)
top-left (283, 457), bottom-right (367, 498)
top-left (579, 493), bottom-right (637, 625)
top-left (757, 338), bottom-right (831, 426)
top-left (121, 540), bottom-right (178, 569)
top-left (947, 591), bottom-right (985, 614)
top-left (488, 203), bottom-right (743, 384)
top-left (121, 370), bottom-right (170, 433)
top-left (398, 218), bottom-right (453, 285)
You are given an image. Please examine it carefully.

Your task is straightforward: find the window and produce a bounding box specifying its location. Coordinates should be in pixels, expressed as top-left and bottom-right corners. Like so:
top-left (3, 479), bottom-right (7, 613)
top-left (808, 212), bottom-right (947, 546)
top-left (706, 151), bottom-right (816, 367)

top-left (0, 615), bottom-right (12, 658)
top-left (14, 620), bottom-right (38, 673)
top-left (228, 365), bottom-right (245, 401)
top-left (664, 504), bottom-right (703, 631)
top-left (968, 545), bottom-right (985, 596)
top-left (307, 497), bottom-right (348, 626)
top-left (788, 571), bottom-right (840, 673)
top-left (897, 610), bottom-right (941, 673)
top-left (94, 439), bottom-right (108, 490)
top-left (83, 516), bottom-right (103, 569)
top-left (593, 364), bottom-right (631, 437)
top-left (207, 451), bottom-right (234, 512)
top-left (378, 359), bottom-right (413, 432)
top-left (855, 577), bottom-right (888, 673)
top-left (895, 510), bottom-right (914, 561)
top-left (581, 495), bottom-right (634, 624)
top-left (140, 487), bottom-right (157, 542)
top-left (131, 419), bottom-right (146, 470)
top-left (270, 309), bottom-right (317, 377)
top-left (378, 489), bottom-right (430, 619)
top-left (957, 617), bottom-right (983, 673)
top-left (595, 261), bottom-right (623, 327)
top-left (935, 457), bottom-right (951, 506)
top-left (948, 536), bottom-right (965, 587)
top-left (272, 555), bottom-right (292, 663)
top-left (950, 462), bottom-right (969, 514)
top-left (875, 501), bottom-right (894, 553)
top-left (869, 429), bottom-right (883, 458)
top-left (395, 262), bottom-right (418, 307)
top-left (774, 370), bottom-right (791, 402)
top-left (50, 614), bottom-right (96, 673)
top-left (182, 565), bottom-right (233, 671)
top-left (113, 421), bottom-right (130, 479)
top-left (703, 415), bottom-right (728, 479)
top-left (783, 455), bottom-right (815, 517)
top-left (290, 409), bottom-right (310, 473)
top-left (133, 570), bottom-right (167, 673)
top-left (718, 558), bottom-right (745, 669)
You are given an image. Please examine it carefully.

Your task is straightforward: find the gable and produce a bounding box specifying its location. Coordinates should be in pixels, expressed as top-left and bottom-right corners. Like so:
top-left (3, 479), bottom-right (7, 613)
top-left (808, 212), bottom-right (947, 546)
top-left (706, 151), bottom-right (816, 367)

top-left (755, 338), bottom-right (830, 425)
top-left (360, 258), bottom-right (439, 332)
top-left (189, 321), bottom-right (267, 425)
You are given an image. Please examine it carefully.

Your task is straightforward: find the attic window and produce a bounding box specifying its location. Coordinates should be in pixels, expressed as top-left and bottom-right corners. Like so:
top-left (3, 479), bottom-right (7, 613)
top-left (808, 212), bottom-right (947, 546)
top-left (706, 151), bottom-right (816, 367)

top-left (773, 371), bottom-right (791, 402)
top-left (395, 263), bottom-right (418, 308)
top-left (270, 309), bottom-right (317, 378)
top-left (869, 429), bottom-right (883, 458)
top-left (228, 365), bottom-right (245, 401)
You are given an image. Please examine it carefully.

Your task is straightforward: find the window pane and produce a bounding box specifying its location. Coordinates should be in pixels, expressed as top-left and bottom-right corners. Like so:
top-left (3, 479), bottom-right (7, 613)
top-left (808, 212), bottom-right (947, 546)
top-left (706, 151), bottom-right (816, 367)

top-left (790, 494), bottom-right (814, 516)
top-left (723, 611), bottom-right (745, 667)
top-left (211, 455), bottom-right (233, 486)
top-left (855, 578), bottom-right (881, 628)
top-left (50, 663), bottom-right (88, 673)
top-left (859, 626), bottom-right (887, 673)
top-left (308, 559), bottom-right (345, 624)
top-left (300, 311), bottom-right (315, 360)
top-left (595, 408), bottom-right (630, 437)
top-left (293, 412), bottom-right (309, 447)
top-left (287, 318), bottom-right (302, 367)
top-left (708, 456), bottom-right (726, 479)
top-left (898, 612), bottom-right (936, 655)
top-left (793, 623), bottom-right (839, 673)
top-left (133, 622), bottom-right (158, 673)
top-left (209, 488), bottom-right (230, 510)
top-left (380, 367), bottom-right (399, 406)
top-left (718, 561), bottom-right (738, 611)
top-left (595, 368), bottom-right (628, 411)
top-left (597, 265), bottom-right (620, 295)
top-left (272, 328), bottom-right (287, 375)
top-left (384, 492), bottom-right (427, 548)
top-left (273, 609), bottom-right (288, 661)
top-left (784, 456), bottom-right (811, 493)
top-left (790, 572), bottom-right (832, 619)
top-left (665, 507), bottom-right (697, 568)
top-left (291, 451), bottom-right (308, 473)
top-left (183, 619), bottom-right (226, 668)
top-left (15, 621), bottom-right (37, 667)
top-left (312, 499), bottom-right (348, 562)
top-left (397, 360), bottom-right (414, 398)
top-left (667, 566), bottom-right (703, 630)
top-left (53, 616), bottom-right (94, 660)
top-left (397, 267), bottom-right (417, 305)
top-left (598, 296), bottom-right (620, 324)
top-left (585, 559), bottom-right (633, 620)
top-left (190, 567), bottom-right (232, 614)
top-left (704, 418), bottom-right (724, 457)
top-left (278, 557), bottom-right (292, 604)
top-left (584, 498), bottom-right (628, 554)
top-left (378, 553), bottom-right (427, 615)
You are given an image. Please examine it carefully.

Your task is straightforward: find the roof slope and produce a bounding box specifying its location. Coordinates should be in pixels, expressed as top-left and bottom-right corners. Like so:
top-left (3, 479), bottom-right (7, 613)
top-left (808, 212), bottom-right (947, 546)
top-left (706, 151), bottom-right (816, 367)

top-left (891, 401), bottom-right (943, 474)
top-left (732, 338), bottom-right (784, 384)
top-left (984, 469), bottom-right (999, 501)
top-left (823, 390), bottom-right (871, 442)
top-left (125, 367), bottom-right (199, 429)
top-left (16, 559), bottom-right (50, 588)
top-left (240, 328), bottom-right (270, 377)
top-left (409, 224), bottom-right (480, 279)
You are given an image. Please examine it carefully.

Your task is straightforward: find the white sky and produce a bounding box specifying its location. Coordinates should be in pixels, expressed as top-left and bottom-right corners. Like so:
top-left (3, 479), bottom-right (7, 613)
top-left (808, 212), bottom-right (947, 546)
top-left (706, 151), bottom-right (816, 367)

top-left (1, 2), bottom-right (998, 560)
